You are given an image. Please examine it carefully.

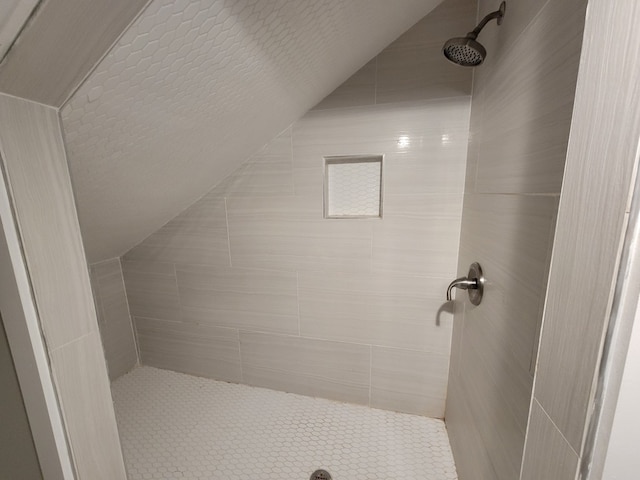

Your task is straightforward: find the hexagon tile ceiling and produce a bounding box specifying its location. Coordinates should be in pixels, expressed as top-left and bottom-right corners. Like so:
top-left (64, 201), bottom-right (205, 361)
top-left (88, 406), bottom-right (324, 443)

top-left (61, 0), bottom-right (444, 262)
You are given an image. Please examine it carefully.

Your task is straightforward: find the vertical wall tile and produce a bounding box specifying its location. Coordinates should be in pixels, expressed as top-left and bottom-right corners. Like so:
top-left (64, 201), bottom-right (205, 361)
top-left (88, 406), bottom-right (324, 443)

top-left (121, 260), bottom-right (181, 321)
top-left (240, 332), bottom-right (370, 405)
top-left (90, 259), bottom-right (137, 380)
top-left (445, 0), bottom-right (587, 478)
top-left (520, 400), bottom-right (579, 480)
top-left (312, 59), bottom-right (377, 111)
top-left (299, 271), bottom-right (452, 352)
top-left (473, 0), bottom-right (588, 194)
top-left (136, 317), bottom-right (242, 383)
top-left (125, 196), bottom-right (230, 266)
top-left (371, 347), bottom-right (449, 417)
top-left (226, 195), bottom-right (373, 273)
top-left (50, 333), bottom-right (127, 479)
top-left (176, 264), bottom-right (299, 335)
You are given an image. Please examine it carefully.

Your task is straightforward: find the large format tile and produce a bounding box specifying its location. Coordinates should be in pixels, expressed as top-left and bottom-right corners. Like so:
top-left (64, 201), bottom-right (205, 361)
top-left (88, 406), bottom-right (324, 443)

top-left (375, 0), bottom-right (474, 104)
top-left (298, 271), bottom-right (452, 352)
top-left (176, 265), bottom-right (299, 335)
top-left (240, 332), bottom-right (370, 405)
top-left (372, 216), bottom-right (461, 277)
top-left (135, 317), bottom-right (241, 383)
top-left (0, 95), bottom-right (98, 349)
top-left (370, 347), bottom-right (449, 417)
top-left (90, 259), bottom-right (137, 380)
top-left (376, 43), bottom-right (471, 104)
top-left (216, 128), bottom-right (294, 198)
top-left (312, 59), bottom-right (377, 111)
top-left (458, 193), bottom-right (558, 376)
top-left (449, 193), bottom-right (558, 480)
top-left (294, 99), bottom-right (470, 198)
top-left (125, 196), bottom-right (230, 266)
top-left (50, 333), bottom-right (127, 479)
top-left (445, 381), bottom-right (498, 480)
top-left (226, 195), bottom-right (373, 273)
top-left (121, 260), bottom-right (181, 322)
top-left (473, 0), bottom-right (587, 194)
top-left (520, 400), bottom-right (579, 480)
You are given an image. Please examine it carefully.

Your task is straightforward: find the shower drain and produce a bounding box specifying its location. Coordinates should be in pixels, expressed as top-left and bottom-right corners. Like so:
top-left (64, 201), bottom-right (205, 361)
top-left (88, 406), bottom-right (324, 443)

top-left (310, 469), bottom-right (332, 480)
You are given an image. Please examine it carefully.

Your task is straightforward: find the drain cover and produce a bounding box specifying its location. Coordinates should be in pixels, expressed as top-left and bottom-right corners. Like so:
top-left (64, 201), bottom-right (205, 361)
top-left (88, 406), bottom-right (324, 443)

top-left (310, 469), bottom-right (332, 480)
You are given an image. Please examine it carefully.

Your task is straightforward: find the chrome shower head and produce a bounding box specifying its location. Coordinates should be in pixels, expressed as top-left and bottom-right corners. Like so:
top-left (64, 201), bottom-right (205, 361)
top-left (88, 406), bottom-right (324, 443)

top-left (443, 1), bottom-right (505, 67)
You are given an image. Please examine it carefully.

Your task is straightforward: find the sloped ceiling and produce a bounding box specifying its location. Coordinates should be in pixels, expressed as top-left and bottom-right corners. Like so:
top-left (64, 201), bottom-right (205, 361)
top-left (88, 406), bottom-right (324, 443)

top-left (61, 0), bottom-right (444, 262)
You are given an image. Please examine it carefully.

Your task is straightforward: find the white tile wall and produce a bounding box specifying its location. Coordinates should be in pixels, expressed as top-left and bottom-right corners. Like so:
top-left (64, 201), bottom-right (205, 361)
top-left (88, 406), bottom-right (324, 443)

top-left (120, 0), bottom-right (473, 417)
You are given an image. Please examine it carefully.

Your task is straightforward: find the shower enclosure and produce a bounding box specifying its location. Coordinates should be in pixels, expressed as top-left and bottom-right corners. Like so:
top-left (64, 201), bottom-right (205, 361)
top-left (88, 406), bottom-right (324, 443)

top-left (0, 0), bottom-right (638, 479)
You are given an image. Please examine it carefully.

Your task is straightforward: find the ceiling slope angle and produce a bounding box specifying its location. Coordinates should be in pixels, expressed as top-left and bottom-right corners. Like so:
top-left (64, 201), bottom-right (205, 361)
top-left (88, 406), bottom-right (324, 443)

top-left (61, 0), bottom-right (444, 263)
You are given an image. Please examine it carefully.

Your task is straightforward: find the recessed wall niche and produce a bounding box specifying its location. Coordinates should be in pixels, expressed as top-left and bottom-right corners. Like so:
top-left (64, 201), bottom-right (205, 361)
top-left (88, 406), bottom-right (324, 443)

top-left (323, 155), bottom-right (383, 219)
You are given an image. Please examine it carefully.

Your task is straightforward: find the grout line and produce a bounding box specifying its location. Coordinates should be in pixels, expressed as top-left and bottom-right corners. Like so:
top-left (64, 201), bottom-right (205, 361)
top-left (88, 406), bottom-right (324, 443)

top-left (118, 257), bottom-right (141, 365)
top-left (373, 55), bottom-right (378, 105)
top-left (535, 398), bottom-right (581, 458)
top-left (368, 345), bottom-right (373, 407)
top-left (296, 271), bottom-right (301, 336)
top-left (224, 197), bottom-right (233, 267)
top-left (238, 330), bottom-right (244, 383)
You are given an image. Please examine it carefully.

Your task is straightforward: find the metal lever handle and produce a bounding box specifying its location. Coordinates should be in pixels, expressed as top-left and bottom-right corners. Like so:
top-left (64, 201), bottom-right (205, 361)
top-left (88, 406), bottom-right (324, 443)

top-left (446, 262), bottom-right (485, 305)
top-left (446, 278), bottom-right (478, 301)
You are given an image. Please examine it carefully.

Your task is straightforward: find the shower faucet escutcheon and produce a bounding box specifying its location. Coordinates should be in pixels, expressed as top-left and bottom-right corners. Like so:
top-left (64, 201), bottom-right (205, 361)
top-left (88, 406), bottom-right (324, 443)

top-left (446, 262), bottom-right (485, 305)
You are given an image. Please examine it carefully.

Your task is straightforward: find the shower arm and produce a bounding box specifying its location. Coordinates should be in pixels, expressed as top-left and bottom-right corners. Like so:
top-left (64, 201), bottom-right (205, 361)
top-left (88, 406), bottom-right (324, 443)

top-left (467, 3), bottom-right (505, 40)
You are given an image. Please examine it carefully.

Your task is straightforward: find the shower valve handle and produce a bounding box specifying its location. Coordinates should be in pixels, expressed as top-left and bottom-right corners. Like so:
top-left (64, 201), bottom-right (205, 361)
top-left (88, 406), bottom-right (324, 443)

top-left (446, 262), bottom-right (484, 305)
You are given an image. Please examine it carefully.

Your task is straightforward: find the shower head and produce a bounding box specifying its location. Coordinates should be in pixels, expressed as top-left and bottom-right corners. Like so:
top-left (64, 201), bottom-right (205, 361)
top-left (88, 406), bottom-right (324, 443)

top-left (443, 1), bottom-right (505, 67)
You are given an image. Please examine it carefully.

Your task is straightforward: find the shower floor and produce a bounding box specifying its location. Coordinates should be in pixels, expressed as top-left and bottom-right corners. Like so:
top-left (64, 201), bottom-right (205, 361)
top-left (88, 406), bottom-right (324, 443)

top-left (111, 367), bottom-right (458, 480)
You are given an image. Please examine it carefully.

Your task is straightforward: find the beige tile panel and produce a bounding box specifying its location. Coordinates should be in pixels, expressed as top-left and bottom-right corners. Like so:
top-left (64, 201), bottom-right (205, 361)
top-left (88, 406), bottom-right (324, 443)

top-left (298, 271), bottom-right (453, 352)
top-left (458, 194), bottom-right (558, 376)
top-left (215, 154), bottom-right (294, 198)
top-left (372, 216), bottom-right (462, 278)
top-left (50, 333), bottom-right (127, 479)
top-left (258, 127), bottom-right (293, 156)
top-left (293, 99), bottom-right (470, 197)
top-left (216, 128), bottom-right (294, 198)
top-left (91, 260), bottom-right (131, 328)
top-left (472, 0), bottom-right (587, 194)
top-left (0, 95), bottom-right (97, 349)
top-left (125, 196), bottom-right (230, 265)
top-left (520, 400), bottom-right (579, 480)
top-left (312, 59), bottom-right (377, 111)
top-left (533, 0), bottom-right (640, 453)
top-left (176, 264), bottom-right (299, 335)
top-left (121, 260), bottom-right (181, 321)
top-left (0, 0), bottom-right (148, 106)
top-left (226, 195), bottom-right (373, 273)
top-left (457, 333), bottom-right (529, 480)
top-left (376, 43), bottom-right (472, 104)
top-left (449, 193), bottom-right (559, 480)
top-left (476, 0), bottom-right (563, 70)
top-left (445, 380), bottom-right (499, 480)
top-left (370, 347), bottom-right (449, 417)
top-left (294, 97), bottom-right (472, 149)
top-left (383, 193), bottom-right (464, 219)
top-left (135, 317), bottom-right (242, 383)
top-left (240, 331), bottom-right (370, 405)
top-left (90, 259), bottom-right (137, 380)
top-left (386, 0), bottom-right (477, 50)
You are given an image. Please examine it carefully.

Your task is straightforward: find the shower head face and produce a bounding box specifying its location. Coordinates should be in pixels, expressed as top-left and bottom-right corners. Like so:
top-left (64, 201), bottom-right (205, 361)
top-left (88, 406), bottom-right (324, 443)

top-left (443, 37), bottom-right (487, 66)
